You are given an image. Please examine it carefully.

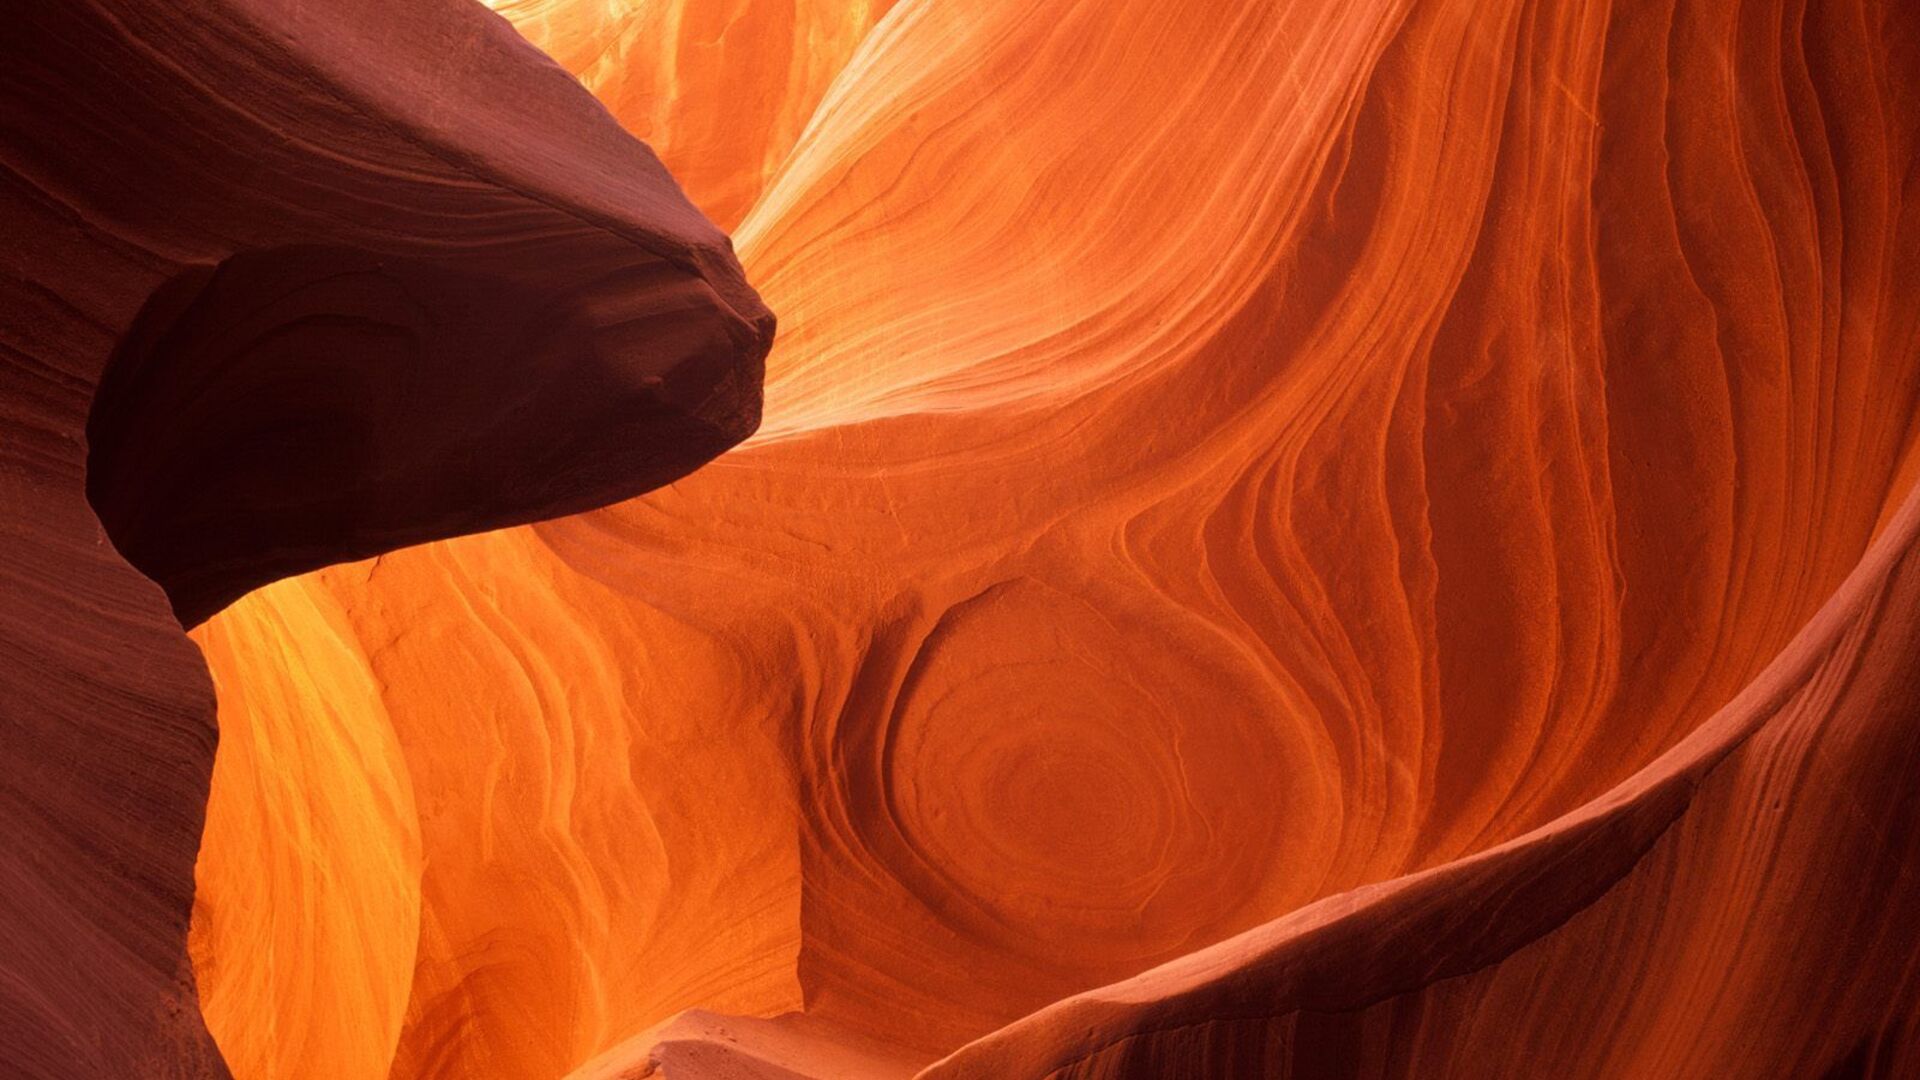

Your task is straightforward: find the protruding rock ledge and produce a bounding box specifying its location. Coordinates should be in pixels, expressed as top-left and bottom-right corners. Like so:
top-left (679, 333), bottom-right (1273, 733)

top-left (0, 1), bottom-right (769, 1075)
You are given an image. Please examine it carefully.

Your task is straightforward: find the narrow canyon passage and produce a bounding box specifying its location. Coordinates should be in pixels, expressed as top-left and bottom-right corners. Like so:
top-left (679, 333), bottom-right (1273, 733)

top-left (187, 0), bottom-right (1920, 1077)
top-left (2, 0), bottom-right (1916, 1077)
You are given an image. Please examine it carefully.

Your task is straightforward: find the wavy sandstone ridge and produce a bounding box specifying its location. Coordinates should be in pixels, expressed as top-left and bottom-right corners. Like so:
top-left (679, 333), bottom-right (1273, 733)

top-left (0, 1), bottom-right (767, 1077)
top-left (483, 0), bottom-right (898, 232)
top-left (927, 476), bottom-right (1920, 1078)
top-left (173, 0), bottom-right (1920, 1076)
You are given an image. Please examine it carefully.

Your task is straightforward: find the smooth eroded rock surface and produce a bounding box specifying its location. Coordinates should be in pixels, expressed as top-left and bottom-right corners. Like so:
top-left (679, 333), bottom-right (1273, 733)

top-left (17, 0), bottom-right (1915, 1077)
top-left (0, 1), bottom-right (767, 1076)
top-left (194, 0), bottom-right (1919, 1075)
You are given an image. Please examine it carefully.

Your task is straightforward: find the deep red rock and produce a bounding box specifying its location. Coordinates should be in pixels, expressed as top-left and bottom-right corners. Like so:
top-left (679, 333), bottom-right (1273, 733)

top-left (0, 1), bottom-right (767, 1075)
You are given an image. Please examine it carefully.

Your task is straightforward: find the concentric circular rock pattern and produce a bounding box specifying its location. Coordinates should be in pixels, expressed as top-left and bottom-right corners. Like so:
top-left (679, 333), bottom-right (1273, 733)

top-left (199, 0), bottom-right (1920, 1075)
top-left (3, 0), bottom-right (1918, 1078)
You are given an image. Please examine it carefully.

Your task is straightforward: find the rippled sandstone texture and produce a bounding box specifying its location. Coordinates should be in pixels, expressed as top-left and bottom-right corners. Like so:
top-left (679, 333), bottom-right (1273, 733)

top-left (5, 0), bottom-right (1917, 1078)
top-left (184, 0), bottom-right (1920, 1076)
top-left (0, 1), bottom-right (768, 1076)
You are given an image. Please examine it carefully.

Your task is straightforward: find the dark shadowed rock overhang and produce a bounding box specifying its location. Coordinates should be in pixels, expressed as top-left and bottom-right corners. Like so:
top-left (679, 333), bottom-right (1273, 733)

top-left (0, 1), bottom-right (769, 1075)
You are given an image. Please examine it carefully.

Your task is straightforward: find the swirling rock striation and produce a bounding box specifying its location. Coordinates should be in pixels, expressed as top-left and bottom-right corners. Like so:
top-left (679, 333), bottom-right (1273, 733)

top-left (0, 0), bottom-right (767, 1076)
top-left (173, 0), bottom-right (1920, 1076)
top-left (926, 477), bottom-right (1920, 1078)
top-left (483, 0), bottom-right (899, 231)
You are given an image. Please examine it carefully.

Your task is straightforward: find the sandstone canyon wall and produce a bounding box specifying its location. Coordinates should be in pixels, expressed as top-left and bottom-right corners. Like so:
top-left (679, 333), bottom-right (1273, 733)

top-left (0, 2), bottom-right (767, 1076)
top-left (5, 0), bottom-right (1920, 1078)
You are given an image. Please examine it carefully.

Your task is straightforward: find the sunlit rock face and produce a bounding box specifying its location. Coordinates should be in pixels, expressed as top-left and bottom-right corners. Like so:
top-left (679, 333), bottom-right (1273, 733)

top-left (16, 0), bottom-right (1916, 1076)
top-left (484, 0), bottom-right (898, 231)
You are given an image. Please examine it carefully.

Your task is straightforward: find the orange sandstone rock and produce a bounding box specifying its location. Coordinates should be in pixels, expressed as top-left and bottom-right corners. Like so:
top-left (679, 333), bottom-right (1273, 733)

top-left (62, 0), bottom-right (1920, 1076)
